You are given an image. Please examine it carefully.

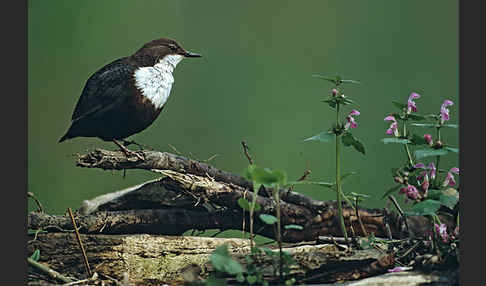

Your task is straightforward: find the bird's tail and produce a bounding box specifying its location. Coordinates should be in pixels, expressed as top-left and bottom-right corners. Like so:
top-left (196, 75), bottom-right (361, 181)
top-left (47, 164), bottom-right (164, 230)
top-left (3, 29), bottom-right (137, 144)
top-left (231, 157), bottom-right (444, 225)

top-left (58, 133), bottom-right (71, 143)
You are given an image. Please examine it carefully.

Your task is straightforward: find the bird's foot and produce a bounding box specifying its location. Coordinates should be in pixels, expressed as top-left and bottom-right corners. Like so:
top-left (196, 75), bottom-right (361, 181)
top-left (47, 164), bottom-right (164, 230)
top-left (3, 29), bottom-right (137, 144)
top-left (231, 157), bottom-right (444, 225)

top-left (113, 139), bottom-right (145, 161)
top-left (122, 139), bottom-right (155, 151)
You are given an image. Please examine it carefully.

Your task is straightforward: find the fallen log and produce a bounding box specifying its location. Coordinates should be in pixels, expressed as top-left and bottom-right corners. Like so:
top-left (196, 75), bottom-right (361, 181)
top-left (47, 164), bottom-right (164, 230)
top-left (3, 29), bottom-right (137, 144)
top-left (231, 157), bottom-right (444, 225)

top-left (27, 148), bottom-right (457, 285)
top-left (27, 233), bottom-right (394, 284)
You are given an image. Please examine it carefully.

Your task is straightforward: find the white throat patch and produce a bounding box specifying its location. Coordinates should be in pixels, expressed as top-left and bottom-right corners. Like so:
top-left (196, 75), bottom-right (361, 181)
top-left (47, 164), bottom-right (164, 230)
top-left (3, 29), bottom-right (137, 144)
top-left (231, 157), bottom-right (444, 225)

top-left (134, 54), bottom-right (184, 109)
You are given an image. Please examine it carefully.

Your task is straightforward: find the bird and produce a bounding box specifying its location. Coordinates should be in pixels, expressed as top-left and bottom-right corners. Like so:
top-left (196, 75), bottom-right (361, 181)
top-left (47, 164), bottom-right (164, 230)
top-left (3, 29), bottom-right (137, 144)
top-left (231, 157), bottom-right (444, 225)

top-left (59, 38), bottom-right (201, 159)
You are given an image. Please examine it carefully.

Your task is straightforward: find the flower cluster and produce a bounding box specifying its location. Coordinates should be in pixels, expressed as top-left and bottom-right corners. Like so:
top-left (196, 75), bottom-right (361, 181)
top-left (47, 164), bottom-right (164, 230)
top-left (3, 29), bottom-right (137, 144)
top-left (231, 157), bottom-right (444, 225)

top-left (435, 223), bottom-right (449, 243)
top-left (345, 110), bottom-right (360, 130)
top-left (440, 99), bottom-right (454, 123)
top-left (384, 116), bottom-right (399, 136)
top-left (407, 92), bottom-right (421, 114)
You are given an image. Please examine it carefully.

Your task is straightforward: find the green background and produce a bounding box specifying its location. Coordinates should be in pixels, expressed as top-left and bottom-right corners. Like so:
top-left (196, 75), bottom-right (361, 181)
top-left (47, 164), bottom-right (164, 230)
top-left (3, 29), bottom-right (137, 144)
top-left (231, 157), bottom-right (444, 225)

top-left (29, 1), bottom-right (458, 218)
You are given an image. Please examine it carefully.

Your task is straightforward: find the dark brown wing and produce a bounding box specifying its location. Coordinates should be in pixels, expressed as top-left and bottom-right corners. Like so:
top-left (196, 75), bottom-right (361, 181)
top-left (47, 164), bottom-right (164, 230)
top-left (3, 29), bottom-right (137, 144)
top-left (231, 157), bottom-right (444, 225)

top-left (71, 57), bottom-right (137, 122)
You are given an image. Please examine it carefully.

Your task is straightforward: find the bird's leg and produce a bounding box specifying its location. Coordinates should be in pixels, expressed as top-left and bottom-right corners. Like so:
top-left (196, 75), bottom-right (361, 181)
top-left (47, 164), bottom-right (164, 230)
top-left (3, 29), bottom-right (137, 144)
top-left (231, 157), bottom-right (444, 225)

top-left (112, 139), bottom-right (144, 160)
top-left (121, 139), bottom-right (154, 151)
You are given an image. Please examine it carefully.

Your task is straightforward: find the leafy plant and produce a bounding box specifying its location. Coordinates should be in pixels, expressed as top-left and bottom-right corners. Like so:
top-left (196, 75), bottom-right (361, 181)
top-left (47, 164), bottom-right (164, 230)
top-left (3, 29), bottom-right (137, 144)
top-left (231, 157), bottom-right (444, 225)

top-left (381, 93), bottom-right (459, 247)
top-left (304, 75), bottom-right (364, 240)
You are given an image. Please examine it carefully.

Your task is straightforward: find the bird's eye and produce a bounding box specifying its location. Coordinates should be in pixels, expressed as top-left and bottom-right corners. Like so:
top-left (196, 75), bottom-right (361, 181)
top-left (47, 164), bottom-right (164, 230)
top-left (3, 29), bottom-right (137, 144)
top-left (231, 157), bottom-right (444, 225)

top-left (169, 45), bottom-right (177, 52)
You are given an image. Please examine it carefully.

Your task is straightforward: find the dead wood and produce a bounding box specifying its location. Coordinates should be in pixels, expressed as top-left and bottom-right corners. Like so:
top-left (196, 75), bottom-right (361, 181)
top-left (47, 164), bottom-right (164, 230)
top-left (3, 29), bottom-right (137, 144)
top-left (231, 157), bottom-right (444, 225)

top-left (28, 172), bottom-right (439, 243)
top-left (27, 233), bottom-right (394, 284)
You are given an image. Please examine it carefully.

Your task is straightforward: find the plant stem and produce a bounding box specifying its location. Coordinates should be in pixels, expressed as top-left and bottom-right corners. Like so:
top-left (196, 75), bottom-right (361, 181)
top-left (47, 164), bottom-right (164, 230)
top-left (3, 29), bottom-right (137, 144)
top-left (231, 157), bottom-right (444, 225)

top-left (434, 127), bottom-right (442, 186)
top-left (403, 122), bottom-right (414, 167)
top-left (274, 187), bottom-right (283, 282)
top-left (335, 103), bottom-right (348, 241)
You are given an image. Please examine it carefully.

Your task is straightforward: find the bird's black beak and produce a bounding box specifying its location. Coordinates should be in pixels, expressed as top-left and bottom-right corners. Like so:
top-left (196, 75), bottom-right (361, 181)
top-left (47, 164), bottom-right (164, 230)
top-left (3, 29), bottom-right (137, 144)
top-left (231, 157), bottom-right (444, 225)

top-left (183, 51), bottom-right (202, 58)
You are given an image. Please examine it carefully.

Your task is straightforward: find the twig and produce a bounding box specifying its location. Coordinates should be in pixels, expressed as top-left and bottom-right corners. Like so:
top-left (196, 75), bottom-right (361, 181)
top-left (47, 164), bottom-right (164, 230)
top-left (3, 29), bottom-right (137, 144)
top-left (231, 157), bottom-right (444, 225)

top-left (168, 143), bottom-right (183, 155)
top-left (27, 257), bottom-right (73, 283)
top-left (67, 208), bottom-right (92, 277)
top-left (28, 192), bottom-right (44, 213)
top-left (61, 273), bottom-right (98, 285)
top-left (388, 195), bottom-right (410, 236)
top-left (398, 241), bottom-right (421, 259)
top-left (355, 197), bottom-right (368, 237)
top-left (241, 141), bottom-right (254, 165)
top-left (382, 208), bottom-right (393, 240)
top-left (98, 273), bottom-right (123, 286)
top-left (297, 169), bottom-right (312, 182)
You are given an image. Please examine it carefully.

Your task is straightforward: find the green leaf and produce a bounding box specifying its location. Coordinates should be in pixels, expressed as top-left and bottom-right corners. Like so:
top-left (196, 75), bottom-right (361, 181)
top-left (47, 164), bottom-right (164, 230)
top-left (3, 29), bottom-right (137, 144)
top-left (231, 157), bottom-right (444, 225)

top-left (341, 79), bottom-right (361, 85)
top-left (247, 275), bottom-right (258, 285)
top-left (237, 198), bottom-right (251, 211)
top-left (259, 214), bottom-right (278, 225)
top-left (322, 98), bottom-right (337, 108)
top-left (443, 124), bottom-right (459, 128)
top-left (407, 114), bottom-right (426, 121)
top-left (238, 198), bottom-right (261, 212)
top-left (28, 229), bottom-right (47, 236)
top-left (262, 247), bottom-right (275, 256)
top-left (284, 224), bottom-right (304, 230)
top-left (205, 275), bottom-right (228, 286)
top-left (342, 133), bottom-right (365, 154)
top-left (245, 165), bottom-right (286, 187)
top-left (350, 192), bottom-right (370, 198)
top-left (410, 134), bottom-right (428, 145)
top-left (414, 148), bottom-right (448, 159)
top-left (312, 74), bottom-right (360, 85)
top-left (412, 123), bottom-right (459, 129)
top-left (286, 180), bottom-right (334, 189)
top-left (381, 185), bottom-right (402, 199)
top-left (312, 74), bottom-right (339, 84)
top-left (381, 138), bottom-right (412, 144)
top-left (392, 101), bottom-right (407, 110)
top-left (351, 137), bottom-right (366, 155)
top-left (340, 172), bottom-right (357, 184)
top-left (341, 132), bottom-right (354, 147)
top-left (304, 131), bottom-right (335, 143)
top-left (428, 188), bottom-right (459, 210)
top-left (272, 170), bottom-right (288, 187)
top-left (410, 123), bottom-right (438, 128)
top-left (343, 98), bottom-right (358, 106)
top-left (210, 244), bottom-right (244, 275)
top-left (445, 147), bottom-right (459, 153)
top-left (29, 249), bottom-right (40, 262)
top-left (236, 273), bottom-right (245, 283)
top-left (407, 199), bottom-right (442, 216)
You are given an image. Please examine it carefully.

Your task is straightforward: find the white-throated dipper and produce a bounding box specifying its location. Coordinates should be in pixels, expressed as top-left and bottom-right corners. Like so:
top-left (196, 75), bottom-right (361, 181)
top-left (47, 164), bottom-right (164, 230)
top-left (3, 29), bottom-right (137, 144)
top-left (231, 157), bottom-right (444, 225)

top-left (59, 38), bottom-right (201, 159)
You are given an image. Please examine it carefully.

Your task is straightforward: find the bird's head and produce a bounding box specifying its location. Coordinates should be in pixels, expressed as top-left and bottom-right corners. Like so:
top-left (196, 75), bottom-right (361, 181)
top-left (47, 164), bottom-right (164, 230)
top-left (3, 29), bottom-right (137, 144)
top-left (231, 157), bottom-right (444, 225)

top-left (132, 38), bottom-right (201, 67)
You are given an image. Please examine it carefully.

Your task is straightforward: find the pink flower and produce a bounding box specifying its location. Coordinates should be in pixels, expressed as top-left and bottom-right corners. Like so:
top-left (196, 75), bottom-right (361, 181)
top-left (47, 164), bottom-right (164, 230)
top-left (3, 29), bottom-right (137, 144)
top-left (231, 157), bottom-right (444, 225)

top-left (428, 162), bottom-right (436, 180)
top-left (420, 171), bottom-right (429, 194)
top-left (414, 163), bottom-right (425, 169)
top-left (435, 223), bottom-right (449, 243)
top-left (443, 167), bottom-right (459, 187)
top-left (424, 134), bottom-right (433, 146)
top-left (332, 89), bottom-right (338, 96)
top-left (400, 184), bottom-right (420, 200)
top-left (345, 110), bottom-right (360, 130)
top-left (407, 92), bottom-right (421, 114)
top-left (440, 99), bottom-right (454, 122)
top-left (384, 116), bottom-right (399, 136)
